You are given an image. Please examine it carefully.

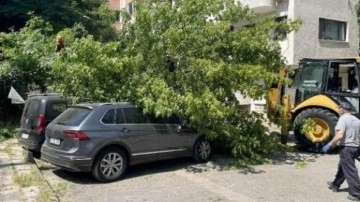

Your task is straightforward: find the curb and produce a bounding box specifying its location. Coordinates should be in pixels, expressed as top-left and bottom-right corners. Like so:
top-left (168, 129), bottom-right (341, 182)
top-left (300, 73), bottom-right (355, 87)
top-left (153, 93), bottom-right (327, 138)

top-left (0, 139), bottom-right (59, 202)
top-left (25, 147), bottom-right (61, 202)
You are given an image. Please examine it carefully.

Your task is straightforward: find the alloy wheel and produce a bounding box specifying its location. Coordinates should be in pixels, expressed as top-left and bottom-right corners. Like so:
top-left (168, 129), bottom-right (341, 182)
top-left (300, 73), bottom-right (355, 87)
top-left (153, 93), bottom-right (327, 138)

top-left (197, 141), bottom-right (211, 160)
top-left (100, 152), bottom-right (124, 178)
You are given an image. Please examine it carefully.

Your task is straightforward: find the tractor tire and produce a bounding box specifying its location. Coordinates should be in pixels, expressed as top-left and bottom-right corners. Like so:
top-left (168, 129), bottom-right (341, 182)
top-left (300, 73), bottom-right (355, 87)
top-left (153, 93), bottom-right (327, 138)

top-left (294, 108), bottom-right (338, 152)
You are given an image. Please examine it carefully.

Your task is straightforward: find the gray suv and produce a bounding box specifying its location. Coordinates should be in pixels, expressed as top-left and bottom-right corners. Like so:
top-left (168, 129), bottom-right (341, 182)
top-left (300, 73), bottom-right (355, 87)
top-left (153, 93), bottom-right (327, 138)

top-left (41, 102), bottom-right (212, 182)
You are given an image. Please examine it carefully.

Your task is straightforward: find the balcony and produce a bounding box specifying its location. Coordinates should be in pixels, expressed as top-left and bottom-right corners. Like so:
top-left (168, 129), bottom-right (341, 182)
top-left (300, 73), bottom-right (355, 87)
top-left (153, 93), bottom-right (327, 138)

top-left (239, 0), bottom-right (276, 14)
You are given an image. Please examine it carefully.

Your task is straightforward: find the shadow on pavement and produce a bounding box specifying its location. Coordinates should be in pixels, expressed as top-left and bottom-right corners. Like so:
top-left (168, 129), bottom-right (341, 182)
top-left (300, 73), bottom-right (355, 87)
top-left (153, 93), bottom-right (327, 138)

top-left (51, 169), bottom-right (97, 184)
top-left (45, 150), bottom-right (336, 184)
top-left (46, 156), bottom-right (234, 184)
top-left (268, 132), bottom-right (339, 165)
top-left (41, 133), bottom-right (339, 184)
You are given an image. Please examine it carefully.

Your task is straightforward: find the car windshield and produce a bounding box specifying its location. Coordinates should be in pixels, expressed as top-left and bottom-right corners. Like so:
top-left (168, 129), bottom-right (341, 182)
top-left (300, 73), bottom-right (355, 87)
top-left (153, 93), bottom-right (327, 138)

top-left (53, 107), bottom-right (91, 126)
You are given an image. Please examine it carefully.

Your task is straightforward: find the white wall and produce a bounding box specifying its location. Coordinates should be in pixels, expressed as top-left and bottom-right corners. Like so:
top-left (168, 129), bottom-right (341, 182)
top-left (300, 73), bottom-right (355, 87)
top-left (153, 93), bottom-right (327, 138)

top-left (290, 0), bottom-right (359, 66)
top-left (277, 0), bottom-right (295, 66)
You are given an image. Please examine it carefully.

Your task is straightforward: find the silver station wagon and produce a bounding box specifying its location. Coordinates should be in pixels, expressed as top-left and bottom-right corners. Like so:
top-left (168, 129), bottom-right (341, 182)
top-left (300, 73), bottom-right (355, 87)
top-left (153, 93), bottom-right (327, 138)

top-left (41, 102), bottom-right (212, 182)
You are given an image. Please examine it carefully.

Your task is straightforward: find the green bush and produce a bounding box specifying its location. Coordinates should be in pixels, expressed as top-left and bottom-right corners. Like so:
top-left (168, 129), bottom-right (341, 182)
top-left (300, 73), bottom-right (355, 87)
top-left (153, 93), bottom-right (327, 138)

top-left (214, 111), bottom-right (285, 168)
top-left (0, 125), bottom-right (19, 142)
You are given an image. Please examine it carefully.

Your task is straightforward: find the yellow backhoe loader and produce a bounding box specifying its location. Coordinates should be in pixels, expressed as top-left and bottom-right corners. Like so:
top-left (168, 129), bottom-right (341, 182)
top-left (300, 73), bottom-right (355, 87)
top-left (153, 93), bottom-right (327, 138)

top-left (267, 57), bottom-right (360, 151)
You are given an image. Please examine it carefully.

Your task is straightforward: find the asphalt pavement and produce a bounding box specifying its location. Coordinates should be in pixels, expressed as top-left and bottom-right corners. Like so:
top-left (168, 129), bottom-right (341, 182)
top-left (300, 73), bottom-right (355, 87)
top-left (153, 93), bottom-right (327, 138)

top-left (37, 145), bottom-right (354, 202)
top-left (1, 136), bottom-right (358, 202)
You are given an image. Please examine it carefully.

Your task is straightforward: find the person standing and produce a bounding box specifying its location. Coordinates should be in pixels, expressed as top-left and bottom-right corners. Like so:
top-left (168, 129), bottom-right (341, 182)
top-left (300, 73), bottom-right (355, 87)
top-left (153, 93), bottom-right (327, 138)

top-left (322, 102), bottom-right (360, 201)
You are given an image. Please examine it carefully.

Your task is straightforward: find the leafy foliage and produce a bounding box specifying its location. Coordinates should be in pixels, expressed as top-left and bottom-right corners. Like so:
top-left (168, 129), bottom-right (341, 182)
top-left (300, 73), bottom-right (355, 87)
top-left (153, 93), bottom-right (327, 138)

top-left (215, 111), bottom-right (286, 167)
top-left (300, 118), bottom-right (316, 135)
top-left (50, 0), bottom-right (301, 165)
top-left (0, 0), bottom-right (116, 41)
top-left (0, 125), bottom-right (18, 142)
top-left (0, 15), bottom-right (54, 94)
top-left (0, 0), bottom-right (302, 165)
top-left (51, 36), bottom-right (125, 103)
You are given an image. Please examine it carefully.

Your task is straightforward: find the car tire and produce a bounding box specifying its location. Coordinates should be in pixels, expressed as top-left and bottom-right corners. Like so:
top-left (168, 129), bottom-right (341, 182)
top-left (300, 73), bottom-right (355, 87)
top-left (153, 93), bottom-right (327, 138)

top-left (30, 150), bottom-right (41, 159)
top-left (92, 148), bottom-right (128, 182)
top-left (193, 137), bottom-right (212, 163)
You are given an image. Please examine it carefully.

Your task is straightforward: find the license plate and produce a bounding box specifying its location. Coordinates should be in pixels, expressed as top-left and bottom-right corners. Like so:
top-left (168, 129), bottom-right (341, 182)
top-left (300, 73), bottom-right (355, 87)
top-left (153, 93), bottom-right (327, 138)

top-left (21, 133), bottom-right (29, 139)
top-left (49, 138), bottom-right (61, 146)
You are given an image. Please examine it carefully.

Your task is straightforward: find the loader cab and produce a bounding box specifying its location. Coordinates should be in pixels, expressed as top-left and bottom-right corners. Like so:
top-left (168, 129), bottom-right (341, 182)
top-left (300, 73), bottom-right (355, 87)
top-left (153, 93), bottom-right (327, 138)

top-left (324, 60), bottom-right (360, 113)
top-left (293, 58), bottom-right (360, 113)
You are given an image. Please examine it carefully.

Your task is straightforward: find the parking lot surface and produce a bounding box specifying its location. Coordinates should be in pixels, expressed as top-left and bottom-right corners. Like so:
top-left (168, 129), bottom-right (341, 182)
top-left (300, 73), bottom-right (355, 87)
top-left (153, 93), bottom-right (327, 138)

top-left (1, 137), bottom-right (357, 202)
top-left (38, 150), bottom-right (353, 202)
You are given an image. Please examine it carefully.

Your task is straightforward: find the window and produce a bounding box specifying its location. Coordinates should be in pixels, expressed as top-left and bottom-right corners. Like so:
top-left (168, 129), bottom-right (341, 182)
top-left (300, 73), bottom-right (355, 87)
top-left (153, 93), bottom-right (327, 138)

top-left (319, 18), bottom-right (347, 41)
top-left (274, 15), bottom-right (287, 40)
top-left (127, 1), bottom-right (135, 15)
top-left (115, 10), bottom-right (120, 21)
top-left (45, 102), bottom-right (67, 120)
top-left (123, 107), bottom-right (147, 123)
top-left (167, 115), bottom-right (181, 124)
top-left (327, 63), bottom-right (358, 92)
top-left (147, 115), bottom-right (180, 124)
top-left (27, 100), bottom-right (40, 117)
top-left (147, 115), bottom-right (165, 124)
top-left (294, 61), bottom-right (326, 104)
top-left (299, 62), bottom-right (325, 89)
top-left (101, 109), bottom-right (115, 124)
top-left (53, 107), bottom-right (91, 126)
top-left (116, 108), bottom-right (125, 124)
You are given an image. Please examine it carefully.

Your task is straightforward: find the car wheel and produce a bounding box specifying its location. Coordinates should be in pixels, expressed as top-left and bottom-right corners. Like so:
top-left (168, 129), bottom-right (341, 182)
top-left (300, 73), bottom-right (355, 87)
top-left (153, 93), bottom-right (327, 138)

top-left (193, 138), bottom-right (212, 163)
top-left (92, 148), bottom-right (128, 182)
top-left (30, 150), bottom-right (41, 159)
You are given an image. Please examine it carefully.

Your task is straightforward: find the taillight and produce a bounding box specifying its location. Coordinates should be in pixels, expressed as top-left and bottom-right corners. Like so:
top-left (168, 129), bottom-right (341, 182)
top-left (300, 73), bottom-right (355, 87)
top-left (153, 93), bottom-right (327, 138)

top-left (36, 114), bottom-right (46, 133)
top-left (63, 130), bottom-right (90, 141)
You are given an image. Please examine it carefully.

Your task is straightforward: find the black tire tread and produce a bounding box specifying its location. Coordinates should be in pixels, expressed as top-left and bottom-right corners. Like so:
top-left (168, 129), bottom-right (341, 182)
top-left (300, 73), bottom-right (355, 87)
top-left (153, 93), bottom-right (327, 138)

top-left (294, 108), bottom-right (338, 152)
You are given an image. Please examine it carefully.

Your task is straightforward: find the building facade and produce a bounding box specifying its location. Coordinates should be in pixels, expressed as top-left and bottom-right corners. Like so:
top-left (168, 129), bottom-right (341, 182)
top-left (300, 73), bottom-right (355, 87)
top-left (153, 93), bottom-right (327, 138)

top-left (241, 0), bottom-right (359, 67)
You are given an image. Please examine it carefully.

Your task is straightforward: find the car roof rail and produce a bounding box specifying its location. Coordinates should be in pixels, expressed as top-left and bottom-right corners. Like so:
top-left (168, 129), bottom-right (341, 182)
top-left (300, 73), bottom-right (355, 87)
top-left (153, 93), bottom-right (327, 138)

top-left (76, 102), bottom-right (133, 106)
top-left (28, 93), bottom-right (61, 98)
top-left (99, 102), bottom-right (132, 106)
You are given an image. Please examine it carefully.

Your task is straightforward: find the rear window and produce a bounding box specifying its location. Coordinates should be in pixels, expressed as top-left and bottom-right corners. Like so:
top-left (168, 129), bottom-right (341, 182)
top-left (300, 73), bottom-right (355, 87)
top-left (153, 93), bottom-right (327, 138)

top-left (24, 100), bottom-right (40, 117)
top-left (45, 102), bottom-right (67, 120)
top-left (53, 107), bottom-right (91, 126)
